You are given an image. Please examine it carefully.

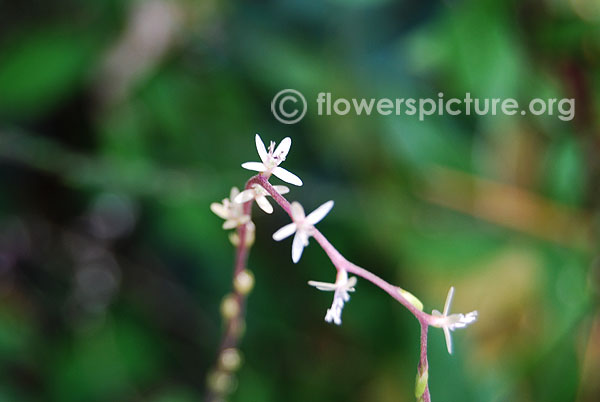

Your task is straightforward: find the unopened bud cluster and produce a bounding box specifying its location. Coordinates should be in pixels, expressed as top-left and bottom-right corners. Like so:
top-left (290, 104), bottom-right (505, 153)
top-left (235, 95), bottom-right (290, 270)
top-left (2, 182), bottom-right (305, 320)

top-left (207, 347), bottom-right (243, 398)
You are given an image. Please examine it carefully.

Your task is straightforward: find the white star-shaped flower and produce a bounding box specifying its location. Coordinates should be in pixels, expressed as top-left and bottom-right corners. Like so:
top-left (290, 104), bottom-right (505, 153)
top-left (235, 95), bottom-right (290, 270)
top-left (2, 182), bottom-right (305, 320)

top-left (308, 269), bottom-right (357, 325)
top-left (241, 134), bottom-right (303, 186)
top-left (272, 200), bottom-right (334, 263)
top-left (431, 287), bottom-right (478, 355)
top-left (234, 183), bottom-right (289, 214)
top-left (210, 187), bottom-right (251, 229)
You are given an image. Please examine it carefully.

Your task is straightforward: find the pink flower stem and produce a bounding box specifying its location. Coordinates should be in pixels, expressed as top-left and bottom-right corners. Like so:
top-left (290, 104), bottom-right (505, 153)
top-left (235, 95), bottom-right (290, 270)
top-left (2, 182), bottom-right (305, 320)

top-left (205, 197), bottom-right (253, 402)
top-left (249, 175), bottom-right (436, 324)
top-left (248, 174), bottom-right (434, 400)
top-left (209, 174), bottom-right (434, 401)
top-left (419, 321), bottom-right (431, 402)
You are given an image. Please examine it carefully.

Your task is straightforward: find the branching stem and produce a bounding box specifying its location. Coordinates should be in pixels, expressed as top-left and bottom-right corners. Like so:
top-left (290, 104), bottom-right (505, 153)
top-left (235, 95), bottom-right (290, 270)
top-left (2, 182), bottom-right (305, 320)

top-left (207, 173), bottom-right (434, 401)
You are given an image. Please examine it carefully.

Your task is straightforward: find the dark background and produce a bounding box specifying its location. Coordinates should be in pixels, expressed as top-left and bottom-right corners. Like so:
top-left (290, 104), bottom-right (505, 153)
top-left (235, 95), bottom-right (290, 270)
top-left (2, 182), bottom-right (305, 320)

top-left (0, 0), bottom-right (599, 401)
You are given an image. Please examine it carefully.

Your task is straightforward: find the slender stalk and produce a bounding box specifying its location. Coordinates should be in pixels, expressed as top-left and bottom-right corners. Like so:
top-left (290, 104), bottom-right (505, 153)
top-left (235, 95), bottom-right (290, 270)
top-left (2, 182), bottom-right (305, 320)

top-left (216, 200), bottom-right (252, 351)
top-left (419, 322), bottom-right (431, 402)
top-left (249, 174), bottom-right (433, 400)
top-left (209, 173), bottom-right (436, 401)
top-left (250, 174), bottom-right (436, 324)
top-left (205, 181), bottom-right (255, 402)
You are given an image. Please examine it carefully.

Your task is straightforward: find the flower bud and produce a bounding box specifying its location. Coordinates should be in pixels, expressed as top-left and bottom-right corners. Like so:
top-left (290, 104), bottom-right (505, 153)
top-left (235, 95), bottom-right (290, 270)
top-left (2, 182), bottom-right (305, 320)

top-left (397, 287), bottom-right (424, 311)
top-left (207, 370), bottom-right (236, 395)
top-left (415, 367), bottom-right (429, 400)
top-left (220, 294), bottom-right (239, 320)
top-left (219, 348), bottom-right (243, 372)
top-left (234, 270), bottom-right (255, 295)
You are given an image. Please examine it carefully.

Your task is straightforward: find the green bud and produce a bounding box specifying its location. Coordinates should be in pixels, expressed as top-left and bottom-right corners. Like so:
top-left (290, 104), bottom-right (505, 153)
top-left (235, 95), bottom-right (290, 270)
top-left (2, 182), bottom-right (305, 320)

top-left (415, 368), bottom-right (429, 399)
top-left (398, 288), bottom-right (424, 311)
top-left (220, 294), bottom-right (239, 319)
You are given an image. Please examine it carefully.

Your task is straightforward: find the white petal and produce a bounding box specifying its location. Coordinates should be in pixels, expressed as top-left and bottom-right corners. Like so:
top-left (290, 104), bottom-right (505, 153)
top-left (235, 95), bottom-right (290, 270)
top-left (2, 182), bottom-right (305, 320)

top-left (255, 195), bottom-right (274, 214)
top-left (325, 309), bottom-right (341, 325)
top-left (290, 202), bottom-right (305, 221)
top-left (272, 223), bottom-right (297, 241)
top-left (340, 289), bottom-right (351, 302)
top-left (230, 187), bottom-right (240, 200)
top-left (223, 219), bottom-right (238, 230)
top-left (444, 327), bottom-right (453, 355)
top-left (306, 200), bottom-right (334, 225)
top-left (346, 276), bottom-right (357, 290)
top-left (274, 137), bottom-right (292, 160)
top-left (444, 287), bottom-right (455, 316)
top-left (291, 232), bottom-right (307, 263)
top-left (241, 162), bottom-right (266, 172)
top-left (210, 202), bottom-right (228, 219)
top-left (452, 311), bottom-right (478, 329)
top-left (255, 134), bottom-right (269, 164)
top-left (234, 190), bottom-right (255, 203)
top-left (272, 167), bottom-right (303, 186)
top-left (307, 281), bottom-right (337, 291)
top-left (272, 185), bottom-right (290, 195)
top-left (464, 311), bottom-right (478, 324)
top-left (325, 309), bottom-right (335, 323)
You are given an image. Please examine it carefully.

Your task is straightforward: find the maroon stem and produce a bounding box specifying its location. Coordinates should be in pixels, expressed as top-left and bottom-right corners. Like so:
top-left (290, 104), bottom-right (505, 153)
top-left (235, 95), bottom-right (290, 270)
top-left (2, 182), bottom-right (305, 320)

top-left (420, 321), bottom-right (431, 402)
top-left (218, 200), bottom-right (253, 351)
top-left (205, 183), bottom-right (254, 402)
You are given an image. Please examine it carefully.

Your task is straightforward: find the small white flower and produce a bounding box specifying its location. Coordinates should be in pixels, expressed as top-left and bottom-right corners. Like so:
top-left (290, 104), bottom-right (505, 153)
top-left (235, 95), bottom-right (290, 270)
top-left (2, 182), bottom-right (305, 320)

top-left (241, 134), bottom-right (303, 186)
top-left (210, 187), bottom-right (251, 230)
top-left (234, 183), bottom-right (289, 214)
top-left (272, 200), bottom-right (334, 263)
top-left (308, 269), bottom-right (357, 325)
top-left (431, 287), bottom-right (478, 355)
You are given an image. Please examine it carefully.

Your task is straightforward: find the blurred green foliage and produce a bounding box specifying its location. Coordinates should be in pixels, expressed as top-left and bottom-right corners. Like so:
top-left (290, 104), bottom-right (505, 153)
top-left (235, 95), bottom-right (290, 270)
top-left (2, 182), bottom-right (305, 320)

top-left (0, 0), bottom-right (599, 401)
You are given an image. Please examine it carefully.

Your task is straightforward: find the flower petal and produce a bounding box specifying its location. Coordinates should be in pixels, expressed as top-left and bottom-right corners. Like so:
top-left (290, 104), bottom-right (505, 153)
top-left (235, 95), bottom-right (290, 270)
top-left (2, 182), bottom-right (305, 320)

top-left (272, 185), bottom-right (290, 195)
top-left (325, 308), bottom-right (341, 325)
top-left (210, 202), bottom-right (228, 219)
top-left (274, 137), bottom-right (291, 160)
top-left (307, 281), bottom-right (337, 291)
top-left (464, 311), bottom-right (478, 324)
top-left (290, 202), bottom-right (305, 221)
top-left (272, 222), bottom-right (297, 241)
top-left (241, 162), bottom-right (266, 172)
top-left (346, 276), bottom-right (357, 290)
top-left (291, 231), bottom-right (307, 263)
top-left (306, 200), bottom-right (334, 225)
top-left (444, 287), bottom-right (455, 316)
top-left (255, 134), bottom-right (269, 164)
top-left (255, 195), bottom-right (274, 214)
top-left (223, 219), bottom-right (238, 230)
top-left (272, 166), bottom-right (303, 186)
top-left (444, 327), bottom-right (453, 355)
top-left (451, 311), bottom-right (478, 329)
top-left (234, 190), bottom-right (255, 204)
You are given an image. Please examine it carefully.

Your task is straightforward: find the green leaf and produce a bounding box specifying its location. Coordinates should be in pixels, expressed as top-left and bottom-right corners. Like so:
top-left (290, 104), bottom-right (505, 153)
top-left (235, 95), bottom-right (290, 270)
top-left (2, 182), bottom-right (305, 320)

top-left (0, 27), bottom-right (100, 118)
